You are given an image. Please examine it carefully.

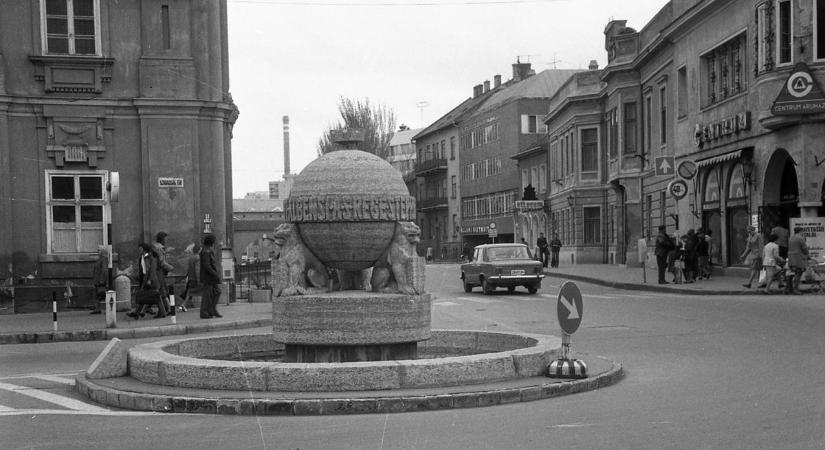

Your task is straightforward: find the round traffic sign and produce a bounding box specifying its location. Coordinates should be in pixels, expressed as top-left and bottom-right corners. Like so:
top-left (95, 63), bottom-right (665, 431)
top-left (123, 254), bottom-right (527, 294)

top-left (488, 222), bottom-right (496, 230)
top-left (677, 160), bottom-right (697, 180)
top-left (668, 179), bottom-right (688, 200)
top-left (557, 281), bottom-right (583, 335)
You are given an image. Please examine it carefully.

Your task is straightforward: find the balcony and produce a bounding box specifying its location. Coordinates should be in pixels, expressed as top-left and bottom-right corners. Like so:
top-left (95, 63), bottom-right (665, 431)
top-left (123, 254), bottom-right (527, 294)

top-left (418, 196), bottom-right (449, 211)
top-left (415, 158), bottom-right (448, 176)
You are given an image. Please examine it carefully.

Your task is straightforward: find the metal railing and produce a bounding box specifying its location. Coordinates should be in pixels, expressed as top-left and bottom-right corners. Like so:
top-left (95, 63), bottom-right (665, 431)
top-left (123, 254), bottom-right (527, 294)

top-left (234, 260), bottom-right (271, 300)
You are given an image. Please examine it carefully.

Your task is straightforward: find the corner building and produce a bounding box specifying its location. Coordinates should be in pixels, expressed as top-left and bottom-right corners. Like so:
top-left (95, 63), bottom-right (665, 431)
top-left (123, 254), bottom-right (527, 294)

top-left (545, 0), bottom-right (825, 268)
top-left (0, 1), bottom-right (238, 312)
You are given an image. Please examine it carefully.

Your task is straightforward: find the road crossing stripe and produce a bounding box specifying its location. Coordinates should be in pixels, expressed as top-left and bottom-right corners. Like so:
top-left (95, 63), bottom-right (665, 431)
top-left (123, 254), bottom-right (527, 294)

top-left (30, 375), bottom-right (75, 386)
top-left (0, 404), bottom-right (14, 412)
top-left (0, 381), bottom-right (108, 412)
top-left (0, 409), bottom-right (161, 417)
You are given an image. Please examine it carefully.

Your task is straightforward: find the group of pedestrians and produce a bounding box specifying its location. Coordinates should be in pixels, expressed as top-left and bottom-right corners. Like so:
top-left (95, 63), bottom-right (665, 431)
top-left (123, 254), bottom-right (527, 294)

top-left (741, 224), bottom-right (809, 294)
top-left (655, 225), bottom-right (714, 285)
top-left (535, 232), bottom-right (562, 268)
top-left (123, 232), bottom-right (223, 320)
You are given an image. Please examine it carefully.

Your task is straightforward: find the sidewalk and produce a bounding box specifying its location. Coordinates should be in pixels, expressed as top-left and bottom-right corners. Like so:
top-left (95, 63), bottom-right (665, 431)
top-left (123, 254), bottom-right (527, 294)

top-left (0, 301), bottom-right (272, 345)
top-left (542, 263), bottom-right (760, 295)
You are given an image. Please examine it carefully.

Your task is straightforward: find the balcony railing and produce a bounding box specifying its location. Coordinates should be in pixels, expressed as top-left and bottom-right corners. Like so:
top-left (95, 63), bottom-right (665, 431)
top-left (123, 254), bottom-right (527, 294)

top-left (418, 197), bottom-right (448, 210)
top-left (415, 158), bottom-right (448, 175)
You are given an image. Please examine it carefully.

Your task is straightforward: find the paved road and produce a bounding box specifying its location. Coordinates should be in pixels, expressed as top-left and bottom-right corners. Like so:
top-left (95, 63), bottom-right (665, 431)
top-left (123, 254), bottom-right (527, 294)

top-left (1, 264), bottom-right (824, 449)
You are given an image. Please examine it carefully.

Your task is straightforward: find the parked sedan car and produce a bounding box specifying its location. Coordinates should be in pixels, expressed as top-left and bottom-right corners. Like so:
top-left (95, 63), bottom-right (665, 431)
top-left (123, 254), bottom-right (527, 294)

top-left (460, 243), bottom-right (544, 294)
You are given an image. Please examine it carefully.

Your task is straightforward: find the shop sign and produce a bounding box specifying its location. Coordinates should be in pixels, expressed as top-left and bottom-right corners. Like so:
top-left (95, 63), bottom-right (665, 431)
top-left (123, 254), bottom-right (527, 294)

top-left (693, 112), bottom-right (750, 147)
top-left (461, 225), bottom-right (490, 234)
top-left (790, 217), bottom-right (825, 259)
top-left (158, 177), bottom-right (184, 188)
top-left (515, 200), bottom-right (544, 210)
top-left (771, 63), bottom-right (825, 115)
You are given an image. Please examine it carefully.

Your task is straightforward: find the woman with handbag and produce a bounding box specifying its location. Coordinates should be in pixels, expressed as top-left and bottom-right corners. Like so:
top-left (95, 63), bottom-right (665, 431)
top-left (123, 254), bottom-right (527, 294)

top-left (740, 226), bottom-right (763, 288)
top-left (127, 243), bottom-right (167, 319)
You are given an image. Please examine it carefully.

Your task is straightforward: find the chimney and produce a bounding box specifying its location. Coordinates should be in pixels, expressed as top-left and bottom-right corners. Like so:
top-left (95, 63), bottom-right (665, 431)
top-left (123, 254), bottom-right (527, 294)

top-left (473, 84), bottom-right (483, 98)
top-left (512, 60), bottom-right (533, 81)
top-left (483, 80), bottom-right (490, 93)
top-left (282, 116), bottom-right (290, 175)
top-left (588, 60), bottom-right (599, 70)
top-left (494, 74), bottom-right (502, 88)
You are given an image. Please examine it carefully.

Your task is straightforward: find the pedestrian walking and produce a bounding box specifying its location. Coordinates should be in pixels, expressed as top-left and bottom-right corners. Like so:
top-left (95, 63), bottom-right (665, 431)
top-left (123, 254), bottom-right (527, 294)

top-left (696, 229), bottom-right (709, 280)
top-left (654, 225), bottom-right (675, 284)
top-left (89, 246), bottom-right (108, 314)
top-left (771, 224), bottom-right (789, 259)
top-left (153, 231), bottom-right (174, 313)
top-left (199, 234), bottom-right (222, 319)
top-left (536, 232), bottom-right (549, 268)
top-left (127, 243), bottom-right (167, 319)
top-left (549, 233), bottom-right (562, 268)
top-left (667, 236), bottom-right (685, 284)
top-left (683, 229), bottom-right (698, 283)
top-left (740, 226), bottom-right (763, 288)
top-left (762, 233), bottom-right (785, 294)
top-left (787, 226), bottom-right (809, 295)
top-left (178, 244), bottom-right (201, 311)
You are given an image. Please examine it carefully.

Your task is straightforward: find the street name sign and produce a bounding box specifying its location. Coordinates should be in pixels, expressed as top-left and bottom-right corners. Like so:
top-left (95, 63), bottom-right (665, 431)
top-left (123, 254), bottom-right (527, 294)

top-left (655, 156), bottom-right (675, 177)
top-left (557, 281), bottom-right (583, 335)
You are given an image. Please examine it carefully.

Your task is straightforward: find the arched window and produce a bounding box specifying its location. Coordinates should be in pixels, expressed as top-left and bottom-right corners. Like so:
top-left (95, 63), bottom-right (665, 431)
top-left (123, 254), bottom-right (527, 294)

top-left (728, 163), bottom-right (746, 200)
top-left (703, 169), bottom-right (720, 204)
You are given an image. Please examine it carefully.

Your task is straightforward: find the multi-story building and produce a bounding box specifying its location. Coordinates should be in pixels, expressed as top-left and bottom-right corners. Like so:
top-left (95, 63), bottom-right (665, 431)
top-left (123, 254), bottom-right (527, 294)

top-left (543, 0), bottom-right (825, 269)
top-left (0, 1), bottom-right (238, 313)
top-left (460, 63), bottom-right (580, 249)
top-left (386, 125), bottom-right (421, 196)
top-left (413, 84), bottom-right (495, 260)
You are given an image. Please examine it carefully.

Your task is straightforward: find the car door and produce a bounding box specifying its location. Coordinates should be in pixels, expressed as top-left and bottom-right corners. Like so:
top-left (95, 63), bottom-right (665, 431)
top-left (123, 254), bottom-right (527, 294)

top-left (466, 247), bottom-right (483, 283)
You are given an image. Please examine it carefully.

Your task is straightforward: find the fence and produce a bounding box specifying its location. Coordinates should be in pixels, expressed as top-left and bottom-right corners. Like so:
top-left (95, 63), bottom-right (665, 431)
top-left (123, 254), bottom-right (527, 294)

top-left (234, 260), bottom-right (271, 300)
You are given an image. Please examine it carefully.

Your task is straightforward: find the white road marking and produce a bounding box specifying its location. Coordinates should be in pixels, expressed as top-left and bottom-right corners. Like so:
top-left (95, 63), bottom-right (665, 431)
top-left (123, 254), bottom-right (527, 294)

top-left (0, 409), bottom-right (161, 417)
top-left (0, 381), bottom-right (108, 412)
top-left (31, 375), bottom-right (75, 386)
top-left (455, 296), bottom-right (497, 303)
top-left (0, 404), bottom-right (14, 412)
top-left (550, 423), bottom-right (594, 428)
top-left (434, 301), bottom-right (460, 306)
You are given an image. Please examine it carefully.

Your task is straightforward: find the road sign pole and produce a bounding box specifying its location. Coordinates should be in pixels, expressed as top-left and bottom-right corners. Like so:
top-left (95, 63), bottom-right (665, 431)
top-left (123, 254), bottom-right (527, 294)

top-left (561, 332), bottom-right (571, 359)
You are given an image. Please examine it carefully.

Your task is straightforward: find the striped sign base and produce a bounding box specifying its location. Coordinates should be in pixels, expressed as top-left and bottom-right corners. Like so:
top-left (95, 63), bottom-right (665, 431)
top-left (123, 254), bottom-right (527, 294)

top-left (547, 358), bottom-right (588, 379)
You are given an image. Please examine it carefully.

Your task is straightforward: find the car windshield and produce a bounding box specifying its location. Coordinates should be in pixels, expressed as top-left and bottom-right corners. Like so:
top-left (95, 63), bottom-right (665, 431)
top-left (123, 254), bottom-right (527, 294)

top-left (486, 246), bottom-right (530, 261)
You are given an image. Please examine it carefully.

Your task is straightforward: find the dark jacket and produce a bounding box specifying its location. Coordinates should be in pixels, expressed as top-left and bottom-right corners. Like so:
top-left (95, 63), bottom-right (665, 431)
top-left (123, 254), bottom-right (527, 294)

top-left (654, 232), bottom-right (674, 257)
top-left (199, 246), bottom-right (221, 286)
top-left (537, 236), bottom-right (548, 249)
top-left (137, 251), bottom-right (161, 290)
top-left (549, 238), bottom-right (562, 251)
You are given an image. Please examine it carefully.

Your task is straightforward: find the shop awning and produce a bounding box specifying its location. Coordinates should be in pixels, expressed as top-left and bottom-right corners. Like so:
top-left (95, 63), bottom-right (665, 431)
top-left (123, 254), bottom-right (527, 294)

top-left (696, 148), bottom-right (750, 168)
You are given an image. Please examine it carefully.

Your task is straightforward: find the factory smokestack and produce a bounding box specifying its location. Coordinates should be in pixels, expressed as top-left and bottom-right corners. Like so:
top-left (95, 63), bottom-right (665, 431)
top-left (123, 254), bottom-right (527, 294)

top-left (282, 115), bottom-right (290, 175)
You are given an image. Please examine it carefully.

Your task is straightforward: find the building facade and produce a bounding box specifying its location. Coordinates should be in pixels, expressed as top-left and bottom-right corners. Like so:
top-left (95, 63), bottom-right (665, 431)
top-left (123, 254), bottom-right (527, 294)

top-left (0, 1), bottom-right (238, 312)
top-left (542, 0), bottom-right (825, 269)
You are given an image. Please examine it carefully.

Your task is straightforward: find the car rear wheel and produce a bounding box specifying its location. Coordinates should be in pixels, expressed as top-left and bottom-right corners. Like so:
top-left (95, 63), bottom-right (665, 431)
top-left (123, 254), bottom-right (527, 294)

top-left (526, 284), bottom-right (538, 294)
top-left (463, 276), bottom-right (473, 293)
top-left (482, 277), bottom-right (494, 295)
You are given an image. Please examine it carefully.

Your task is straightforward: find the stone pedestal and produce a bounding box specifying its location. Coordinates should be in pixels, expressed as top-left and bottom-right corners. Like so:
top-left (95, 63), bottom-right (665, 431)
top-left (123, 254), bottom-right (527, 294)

top-left (272, 291), bottom-right (431, 362)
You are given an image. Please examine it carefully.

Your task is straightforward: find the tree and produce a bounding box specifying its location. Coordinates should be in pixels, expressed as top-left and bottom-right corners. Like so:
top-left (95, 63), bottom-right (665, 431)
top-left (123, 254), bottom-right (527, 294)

top-left (317, 97), bottom-right (397, 158)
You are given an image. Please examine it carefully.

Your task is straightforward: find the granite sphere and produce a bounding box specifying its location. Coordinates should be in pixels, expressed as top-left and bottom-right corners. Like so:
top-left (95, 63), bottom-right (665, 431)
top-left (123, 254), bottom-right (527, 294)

top-left (284, 150), bottom-right (416, 271)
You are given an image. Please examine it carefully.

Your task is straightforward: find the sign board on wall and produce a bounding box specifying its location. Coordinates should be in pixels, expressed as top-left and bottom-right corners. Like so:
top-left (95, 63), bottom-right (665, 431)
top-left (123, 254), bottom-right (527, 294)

top-left (158, 177), bottom-right (184, 188)
top-left (790, 218), bottom-right (825, 259)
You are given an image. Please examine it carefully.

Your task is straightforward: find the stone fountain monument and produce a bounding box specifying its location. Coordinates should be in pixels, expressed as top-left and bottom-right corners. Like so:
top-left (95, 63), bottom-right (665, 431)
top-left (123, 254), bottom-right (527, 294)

top-left (269, 131), bottom-right (430, 362)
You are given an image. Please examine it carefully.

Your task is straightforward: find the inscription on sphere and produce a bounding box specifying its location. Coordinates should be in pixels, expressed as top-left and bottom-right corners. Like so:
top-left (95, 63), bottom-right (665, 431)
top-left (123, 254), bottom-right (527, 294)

top-left (285, 195), bottom-right (416, 223)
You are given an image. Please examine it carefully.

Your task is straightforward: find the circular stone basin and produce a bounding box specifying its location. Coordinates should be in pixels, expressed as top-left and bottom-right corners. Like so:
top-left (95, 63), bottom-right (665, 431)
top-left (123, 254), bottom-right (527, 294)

top-left (127, 331), bottom-right (560, 392)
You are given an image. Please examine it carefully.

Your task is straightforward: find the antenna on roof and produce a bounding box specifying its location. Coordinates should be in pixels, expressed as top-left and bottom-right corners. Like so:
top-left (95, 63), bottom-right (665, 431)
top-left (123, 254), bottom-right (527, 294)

top-left (546, 53), bottom-right (563, 69)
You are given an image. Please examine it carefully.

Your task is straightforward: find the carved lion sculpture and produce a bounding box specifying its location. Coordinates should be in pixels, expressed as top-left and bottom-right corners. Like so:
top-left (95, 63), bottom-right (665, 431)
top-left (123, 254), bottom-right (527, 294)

top-left (371, 221), bottom-right (422, 295)
top-left (272, 223), bottom-right (329, 296)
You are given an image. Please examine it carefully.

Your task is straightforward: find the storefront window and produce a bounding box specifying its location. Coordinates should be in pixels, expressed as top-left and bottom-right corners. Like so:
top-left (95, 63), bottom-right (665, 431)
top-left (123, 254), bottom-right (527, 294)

top-left (728, 163), bottom-right (747, 199)
top-left (703, 170), bottom-right (721, 204)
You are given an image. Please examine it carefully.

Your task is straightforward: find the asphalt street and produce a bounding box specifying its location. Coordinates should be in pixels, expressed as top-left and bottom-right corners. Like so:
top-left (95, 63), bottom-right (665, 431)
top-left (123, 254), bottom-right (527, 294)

top-left (1, 264), bottom-right (824, 449)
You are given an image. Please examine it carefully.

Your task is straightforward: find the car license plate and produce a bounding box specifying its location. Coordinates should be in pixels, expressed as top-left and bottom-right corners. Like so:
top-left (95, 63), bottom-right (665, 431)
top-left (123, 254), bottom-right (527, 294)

top-left (510, 269), bottom-right (525, 276)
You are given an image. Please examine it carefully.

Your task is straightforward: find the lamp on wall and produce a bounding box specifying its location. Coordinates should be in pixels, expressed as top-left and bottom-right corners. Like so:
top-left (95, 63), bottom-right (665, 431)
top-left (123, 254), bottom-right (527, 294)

top-left (741, 158), bottom-right (754, 185)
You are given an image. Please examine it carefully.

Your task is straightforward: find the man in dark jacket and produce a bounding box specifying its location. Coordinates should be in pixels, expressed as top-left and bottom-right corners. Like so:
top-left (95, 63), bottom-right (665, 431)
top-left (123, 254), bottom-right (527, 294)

top-left (536, 233), bottom-right (549, 268)
top-left (199, 234), bottom-right (222, 319)
top-left (654, 225), bottom-right (674, 284)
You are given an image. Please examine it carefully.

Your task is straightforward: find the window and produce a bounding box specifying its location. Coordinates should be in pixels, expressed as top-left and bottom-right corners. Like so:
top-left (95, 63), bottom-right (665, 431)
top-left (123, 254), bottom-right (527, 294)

top-left (42, 0), bottom-right (100, 55)
top-left (623, 103), bottom-right (637, 154)
top-left (530, 167), bottom-right (538, 190)
top-left (660, 191), bottom-right (666, 228)
top-left (451, 175), bottom-right (457, 199)
top-left (703, 33), bottom-right (747, 106)
top-left (646, 194), bottom-right (653, 239)
top-left (46, 171), bottom-right (107, 253)
top-left (452, 214), bottom-right (458, 237)
top-left (659, 86), bottom-right (667, 145)
top-left (161, 5), bottom-right (171, 50)
top-left (677, 66), bottom-right (688, 117)
top-left (539, 164), bottom-right (547, 193)
top-left (606, 109), bottom-right (618, 159)
top-left (521, 169), bottom-right (529, 190)
top-left (521, 115), bottom-right (547, 134)
top-left (581, 128), bottom-right (598, 172)
top-left (756, 2), bottom-right (775, 73)
top-left (583, 207), bottom-right (601, 244)
top-left (777, 0), bottom-right (792, 65)
top-left (450, 136), bottom-right (456, 159)
top-left (817, 0), bottom-right (825, 60)
top-left (644, 95), bottom-right (652, 156)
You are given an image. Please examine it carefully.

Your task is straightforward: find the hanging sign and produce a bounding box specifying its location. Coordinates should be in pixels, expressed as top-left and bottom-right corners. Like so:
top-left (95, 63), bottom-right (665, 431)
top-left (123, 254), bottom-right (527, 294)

top-left (771, 63), bottom-right (825, 115)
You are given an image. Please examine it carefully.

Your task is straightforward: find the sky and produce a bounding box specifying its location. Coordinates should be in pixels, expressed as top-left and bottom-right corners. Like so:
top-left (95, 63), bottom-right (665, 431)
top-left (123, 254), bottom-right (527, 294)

top-left (226, 0), bottom-right (668, 197)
